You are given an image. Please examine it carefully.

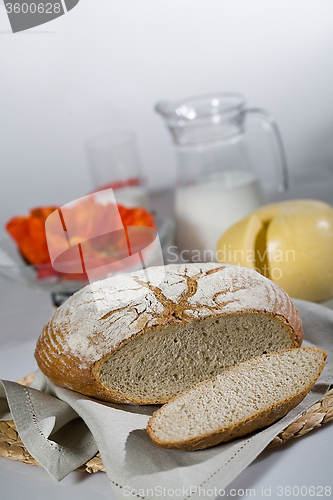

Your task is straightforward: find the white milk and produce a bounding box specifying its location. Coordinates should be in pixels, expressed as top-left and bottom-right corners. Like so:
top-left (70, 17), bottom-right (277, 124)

top-left (175, 170), bottom-right (265, 261)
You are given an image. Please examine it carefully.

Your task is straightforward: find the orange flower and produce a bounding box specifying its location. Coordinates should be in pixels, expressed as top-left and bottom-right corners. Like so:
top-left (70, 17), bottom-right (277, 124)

top-left (6, 201), bottom-right (156, 281)
top-left (6, 207), bottom-right (58, 266)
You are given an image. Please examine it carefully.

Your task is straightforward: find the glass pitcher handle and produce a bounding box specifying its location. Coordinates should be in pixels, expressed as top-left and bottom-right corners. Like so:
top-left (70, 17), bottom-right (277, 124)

top-left (243, 108), bottom-right (288, 193)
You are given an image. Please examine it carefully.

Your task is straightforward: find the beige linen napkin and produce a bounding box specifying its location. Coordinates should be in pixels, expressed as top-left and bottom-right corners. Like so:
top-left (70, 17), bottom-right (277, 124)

top-left (1, 299), bottom-right (332, 500)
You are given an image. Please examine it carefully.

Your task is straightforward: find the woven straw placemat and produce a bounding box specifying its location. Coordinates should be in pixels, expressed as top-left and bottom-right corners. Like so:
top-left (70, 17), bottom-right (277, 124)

top-left (1, 373), bottom-right (333, 474)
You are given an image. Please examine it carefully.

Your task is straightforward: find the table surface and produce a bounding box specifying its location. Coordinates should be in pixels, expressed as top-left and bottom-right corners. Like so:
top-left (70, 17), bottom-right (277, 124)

top-left (1, 179), bottom-right (333, 499)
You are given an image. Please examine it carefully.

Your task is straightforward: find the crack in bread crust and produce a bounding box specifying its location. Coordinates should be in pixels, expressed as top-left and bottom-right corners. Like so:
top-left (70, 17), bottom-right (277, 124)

top-left (101, 272), bottom-right (251, 327)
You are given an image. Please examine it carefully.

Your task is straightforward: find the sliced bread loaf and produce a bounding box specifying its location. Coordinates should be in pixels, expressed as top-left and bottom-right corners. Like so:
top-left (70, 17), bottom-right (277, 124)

top-left (35, 263), bottom-right (303, 404)
top-left (147, 347), bottom-right (326, 450)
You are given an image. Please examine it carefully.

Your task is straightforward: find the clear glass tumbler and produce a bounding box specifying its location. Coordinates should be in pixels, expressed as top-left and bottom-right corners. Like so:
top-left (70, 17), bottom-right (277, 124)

top-left (86, 131), bottom-right (150, 210)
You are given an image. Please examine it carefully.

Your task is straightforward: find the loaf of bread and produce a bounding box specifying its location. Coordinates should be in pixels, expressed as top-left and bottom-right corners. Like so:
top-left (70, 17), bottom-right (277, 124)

top-left (147, 347), bottom-right (326, 450)
top-left (35, 263), bottom-right (303, 404)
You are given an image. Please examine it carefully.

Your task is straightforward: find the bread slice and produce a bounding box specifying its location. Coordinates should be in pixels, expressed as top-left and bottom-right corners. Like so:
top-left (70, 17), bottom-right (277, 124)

top-left (147, 347), bottom-right (326, 450)
top-left (35, 263), bottom-right (303, 404)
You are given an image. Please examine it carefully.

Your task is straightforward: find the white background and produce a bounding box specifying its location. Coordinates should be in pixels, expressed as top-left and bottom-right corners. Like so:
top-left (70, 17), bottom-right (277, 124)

top-left (1, 5), bottom-right (332, 498)
top-left (0, 0), bottom-right (333, 228)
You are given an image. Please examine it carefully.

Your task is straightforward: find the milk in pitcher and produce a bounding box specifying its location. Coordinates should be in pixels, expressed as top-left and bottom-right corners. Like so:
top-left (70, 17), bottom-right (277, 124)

top-left (175, 170), bottom-right (265, 261)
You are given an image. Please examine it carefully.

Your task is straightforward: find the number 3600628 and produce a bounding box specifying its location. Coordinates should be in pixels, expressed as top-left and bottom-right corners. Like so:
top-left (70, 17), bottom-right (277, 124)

top-left (5, 3), bottom-right (62, 14)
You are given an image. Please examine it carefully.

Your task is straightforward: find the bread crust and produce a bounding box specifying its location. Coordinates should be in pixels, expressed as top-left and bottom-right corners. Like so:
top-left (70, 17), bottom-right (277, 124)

top-left (35, 263), bottom-right (304, 404)
top-left (146, 347), bottom-right (327, 450)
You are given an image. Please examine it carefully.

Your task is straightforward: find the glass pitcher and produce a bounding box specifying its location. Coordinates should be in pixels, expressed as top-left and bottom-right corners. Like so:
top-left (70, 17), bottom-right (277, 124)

top-left (156, 93), bottom-right (288, 261)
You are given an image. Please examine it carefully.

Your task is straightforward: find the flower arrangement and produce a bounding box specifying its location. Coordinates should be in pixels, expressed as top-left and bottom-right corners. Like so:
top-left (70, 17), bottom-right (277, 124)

top-left (6, 199), bottom-right (155, 281)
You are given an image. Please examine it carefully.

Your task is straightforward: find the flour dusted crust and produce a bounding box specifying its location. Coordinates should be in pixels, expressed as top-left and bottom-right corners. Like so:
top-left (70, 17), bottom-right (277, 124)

top-left (35, 263), bottom-right (303, 403)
